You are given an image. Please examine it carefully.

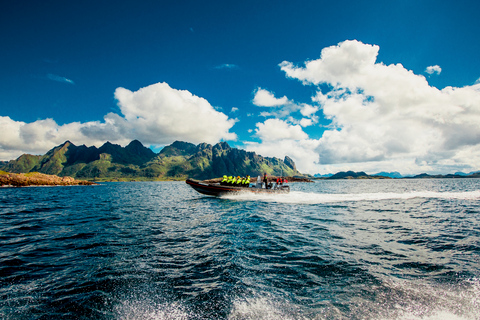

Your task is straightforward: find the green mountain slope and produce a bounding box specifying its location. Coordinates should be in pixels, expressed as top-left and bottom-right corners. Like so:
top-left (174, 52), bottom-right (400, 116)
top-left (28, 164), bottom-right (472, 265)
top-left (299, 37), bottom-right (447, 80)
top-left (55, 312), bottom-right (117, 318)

top-left (0, 140), bottom-right (303, 181)
top-left (1, 154), bottom-right (42, 173)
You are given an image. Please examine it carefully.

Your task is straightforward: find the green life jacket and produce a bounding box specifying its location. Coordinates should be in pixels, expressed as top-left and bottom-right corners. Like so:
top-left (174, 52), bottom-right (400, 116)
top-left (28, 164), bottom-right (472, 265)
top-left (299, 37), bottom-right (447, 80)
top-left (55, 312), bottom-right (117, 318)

top-left (221, 175), bottom-right (228, 182)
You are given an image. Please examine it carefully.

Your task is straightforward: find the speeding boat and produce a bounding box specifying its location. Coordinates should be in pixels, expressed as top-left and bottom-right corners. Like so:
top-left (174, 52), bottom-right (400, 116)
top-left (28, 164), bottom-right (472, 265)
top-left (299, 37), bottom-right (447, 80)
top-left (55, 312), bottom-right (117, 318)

top-left (186, 178), bottom-right (290, 197)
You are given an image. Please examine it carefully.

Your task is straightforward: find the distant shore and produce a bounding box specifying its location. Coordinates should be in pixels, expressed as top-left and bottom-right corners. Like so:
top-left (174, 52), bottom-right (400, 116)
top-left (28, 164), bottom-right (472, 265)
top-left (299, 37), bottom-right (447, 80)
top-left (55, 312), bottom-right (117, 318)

top-left (0, 171), bottom-right (96, 187)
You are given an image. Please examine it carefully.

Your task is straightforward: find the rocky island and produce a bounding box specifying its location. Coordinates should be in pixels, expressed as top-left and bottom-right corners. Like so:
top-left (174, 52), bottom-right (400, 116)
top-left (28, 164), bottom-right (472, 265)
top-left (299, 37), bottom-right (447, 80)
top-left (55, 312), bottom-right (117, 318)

top-left (0, 171), bottom-right (96, 187)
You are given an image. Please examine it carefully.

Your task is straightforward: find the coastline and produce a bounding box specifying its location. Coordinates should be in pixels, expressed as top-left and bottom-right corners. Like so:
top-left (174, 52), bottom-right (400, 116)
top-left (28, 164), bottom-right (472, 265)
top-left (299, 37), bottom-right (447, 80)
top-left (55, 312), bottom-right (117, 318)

top-left (0, 171), bottom-right (97, 187)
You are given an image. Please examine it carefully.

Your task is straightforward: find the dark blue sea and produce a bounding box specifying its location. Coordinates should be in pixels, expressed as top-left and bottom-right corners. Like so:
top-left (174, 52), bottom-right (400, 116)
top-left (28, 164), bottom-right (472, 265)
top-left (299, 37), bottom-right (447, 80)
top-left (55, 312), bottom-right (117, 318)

top-left (1, 179), bottom-right (479, 319)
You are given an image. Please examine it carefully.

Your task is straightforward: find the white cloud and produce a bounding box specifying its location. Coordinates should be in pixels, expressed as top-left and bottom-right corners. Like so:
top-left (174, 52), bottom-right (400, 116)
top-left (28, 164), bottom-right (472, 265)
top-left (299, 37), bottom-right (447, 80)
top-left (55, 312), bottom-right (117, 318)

top-left (252, 88), bottom-right (319, 126)
top-left (0, 82), bottom-right (237, 160)
top-left (245, 138), bottom-right (321, 173)
top-left (425, 65), bottom-right (442, 75)
top-left (113, 82), bottom-right (237, 145)
top-left (252, 88), bottom-right (289, 107)
top-left (300, 103), bottom-right (319, 117)
top-left (299, 118), bottom-right (316, 127)
top-left (46, 73), bottom-right (75, 84)
top-left (245, 40), bottom-right (480, 175)
top-left (286, 116), bottom-right (318, 128)
top-left (215, 64), bottom-right (239, 70)
top-left (0, 116), bottom-right (119, 160)
top-left (244, 119), bottom-right (321, 172)
top-left (255, 119), bottom-right (308, 141)
top-left (280, 40), bottom-right (380, 88)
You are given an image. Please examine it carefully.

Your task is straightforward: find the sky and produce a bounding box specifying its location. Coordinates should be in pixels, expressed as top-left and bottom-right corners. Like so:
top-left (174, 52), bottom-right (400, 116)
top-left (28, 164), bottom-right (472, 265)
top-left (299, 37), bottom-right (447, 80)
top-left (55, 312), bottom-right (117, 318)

top-left (1, 0), bottom-right (480, 175)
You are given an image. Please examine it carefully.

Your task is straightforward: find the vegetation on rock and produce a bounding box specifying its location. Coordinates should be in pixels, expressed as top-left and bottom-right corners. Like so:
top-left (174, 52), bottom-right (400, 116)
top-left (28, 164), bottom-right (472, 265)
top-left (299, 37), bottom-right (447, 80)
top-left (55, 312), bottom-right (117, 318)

top-left (0, 140), bottom-right (306, 182)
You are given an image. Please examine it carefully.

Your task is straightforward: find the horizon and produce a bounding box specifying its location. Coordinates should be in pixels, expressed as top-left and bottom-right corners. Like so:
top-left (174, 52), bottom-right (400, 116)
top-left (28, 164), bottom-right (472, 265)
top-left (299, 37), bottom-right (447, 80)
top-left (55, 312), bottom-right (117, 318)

top-left (1, 1), bottom-right (480, 176)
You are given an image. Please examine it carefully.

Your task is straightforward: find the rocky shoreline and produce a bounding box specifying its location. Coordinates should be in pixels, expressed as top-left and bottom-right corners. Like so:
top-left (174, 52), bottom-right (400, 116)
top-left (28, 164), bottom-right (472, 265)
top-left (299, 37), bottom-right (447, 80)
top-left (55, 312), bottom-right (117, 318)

top-left (0, 171), bottom-right (96, 187)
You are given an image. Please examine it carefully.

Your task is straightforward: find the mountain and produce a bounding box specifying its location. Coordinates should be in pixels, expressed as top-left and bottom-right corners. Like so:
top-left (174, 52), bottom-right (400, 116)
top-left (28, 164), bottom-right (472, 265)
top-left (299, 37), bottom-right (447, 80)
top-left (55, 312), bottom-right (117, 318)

top-left (314, 170), bottom-right (480, 180)
top-left (326, 171), bottom-right (391, 179)
top-left (372, 171), bottom-right (403, 178)
top-left (315, 171), bottom-right (399, 179)
top-left (405, 172), bottom-right (480, 179)
top-left (314, 173), bottom-right (333, 178)
top-left (0, 140), bottom-right (303, 181)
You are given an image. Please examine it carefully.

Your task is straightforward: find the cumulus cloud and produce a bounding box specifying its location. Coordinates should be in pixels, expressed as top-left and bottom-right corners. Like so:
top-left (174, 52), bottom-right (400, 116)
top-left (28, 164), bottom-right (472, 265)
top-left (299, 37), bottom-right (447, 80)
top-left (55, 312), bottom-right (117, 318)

top-left (0, 116), bottom-right (121, 160)
top-left (252, 88), bottom-right (289, 107)
top-left (247, 40), bottom-right (480, 175)
top-left (252, 88), bottom-right (319, 127)
top-left (246, 138), bottom-right (321, 173)
top-left (113, 82), bottom-right (237, 145)
top-left (425, 65), bottom-right (442, 75)
top-left (0, 82), bottom-right (237, 160)
top-left (255, 119), bottom-right (308, 141)
top-left (243, 119), bottom-right (322, 172)
top-left (300, 103), bottom-right (319, 117)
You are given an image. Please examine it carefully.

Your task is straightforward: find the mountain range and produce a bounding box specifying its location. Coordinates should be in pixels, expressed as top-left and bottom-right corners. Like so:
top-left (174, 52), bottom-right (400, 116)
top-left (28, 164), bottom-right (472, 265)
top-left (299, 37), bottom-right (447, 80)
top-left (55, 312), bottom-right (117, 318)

top-left (315, 170), bottom-right (480, 179)
top-left (0, 140), bottom-right (302, 181)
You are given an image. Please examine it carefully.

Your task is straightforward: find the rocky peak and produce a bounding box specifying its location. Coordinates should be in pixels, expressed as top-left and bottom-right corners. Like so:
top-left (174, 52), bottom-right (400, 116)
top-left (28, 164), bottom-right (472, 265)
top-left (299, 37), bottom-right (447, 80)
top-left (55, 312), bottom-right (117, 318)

top-left (125, 140), bottom-right (156, 157)
top-left (284, 156), bottom-right (296, 171)
top-left (195, 143), bottom-right (213, 153)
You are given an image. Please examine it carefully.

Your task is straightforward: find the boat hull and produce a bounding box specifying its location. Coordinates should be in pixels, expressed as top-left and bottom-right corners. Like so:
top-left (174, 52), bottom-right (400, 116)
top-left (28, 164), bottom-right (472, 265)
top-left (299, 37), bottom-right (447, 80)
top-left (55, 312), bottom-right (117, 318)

top-left (186, 179), bottom-right (290, 196)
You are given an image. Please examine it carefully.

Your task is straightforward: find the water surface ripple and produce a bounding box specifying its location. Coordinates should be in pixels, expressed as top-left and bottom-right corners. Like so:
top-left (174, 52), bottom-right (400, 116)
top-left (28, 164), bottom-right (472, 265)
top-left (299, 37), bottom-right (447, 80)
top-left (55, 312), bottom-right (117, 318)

top-left (1, 179), bottom-right (479, 319)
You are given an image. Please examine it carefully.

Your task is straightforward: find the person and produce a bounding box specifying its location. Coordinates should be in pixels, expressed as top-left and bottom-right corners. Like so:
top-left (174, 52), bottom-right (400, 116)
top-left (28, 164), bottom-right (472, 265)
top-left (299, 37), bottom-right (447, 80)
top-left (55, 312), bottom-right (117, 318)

top-left (220, 175), bottom-right (228, 185)
top-left (236, 176), bottom-right (243, 186)
top-left (230, 176), bottom-right (236, 185)
top-left (243, 175), bottom-right (250, 187)
top-left (263, 173), bottom-right (268, 188)
top-left (274, 177), bottom-right (281, 189)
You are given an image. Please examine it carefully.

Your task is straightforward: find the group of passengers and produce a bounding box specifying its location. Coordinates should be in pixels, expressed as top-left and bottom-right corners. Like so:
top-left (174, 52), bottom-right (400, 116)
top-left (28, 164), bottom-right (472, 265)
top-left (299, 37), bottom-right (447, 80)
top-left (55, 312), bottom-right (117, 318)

top-left (220, 174), bottom-right (288, 189)
top-left (220, 175), bottom-right (251, 187)
top-left (264, 173), bottom-right (288, 189)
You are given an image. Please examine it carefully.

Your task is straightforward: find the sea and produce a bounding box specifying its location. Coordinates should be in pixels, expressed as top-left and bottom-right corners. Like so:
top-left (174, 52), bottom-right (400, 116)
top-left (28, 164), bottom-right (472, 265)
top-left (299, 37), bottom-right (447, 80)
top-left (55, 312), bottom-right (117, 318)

top-left (1, 179), bottom-right (479, 320)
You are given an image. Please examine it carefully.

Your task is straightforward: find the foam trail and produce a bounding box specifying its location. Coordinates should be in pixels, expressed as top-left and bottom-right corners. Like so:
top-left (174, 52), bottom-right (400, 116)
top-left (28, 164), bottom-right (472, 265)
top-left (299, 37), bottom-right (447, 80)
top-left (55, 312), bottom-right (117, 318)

top-left (221, 190), bottom-right (480, 204)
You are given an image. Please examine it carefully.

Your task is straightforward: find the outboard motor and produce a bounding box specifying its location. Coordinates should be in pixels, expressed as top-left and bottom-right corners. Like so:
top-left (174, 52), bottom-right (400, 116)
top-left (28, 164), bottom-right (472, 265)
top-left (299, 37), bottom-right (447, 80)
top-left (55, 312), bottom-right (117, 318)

top-left (256, 176), bottom-right (262, 188)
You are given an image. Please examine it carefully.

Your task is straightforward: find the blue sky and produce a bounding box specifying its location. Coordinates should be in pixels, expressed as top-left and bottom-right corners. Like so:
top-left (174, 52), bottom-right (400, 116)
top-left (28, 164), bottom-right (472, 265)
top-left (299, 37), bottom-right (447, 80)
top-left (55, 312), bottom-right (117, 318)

top-left (1, 0), bottom-right (480, 175)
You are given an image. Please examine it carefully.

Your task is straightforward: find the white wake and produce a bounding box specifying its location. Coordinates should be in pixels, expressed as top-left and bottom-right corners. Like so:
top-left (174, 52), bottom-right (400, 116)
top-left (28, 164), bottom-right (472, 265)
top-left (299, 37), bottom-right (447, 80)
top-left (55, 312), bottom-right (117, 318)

top-left (221, 190), bottom-right (480, 204)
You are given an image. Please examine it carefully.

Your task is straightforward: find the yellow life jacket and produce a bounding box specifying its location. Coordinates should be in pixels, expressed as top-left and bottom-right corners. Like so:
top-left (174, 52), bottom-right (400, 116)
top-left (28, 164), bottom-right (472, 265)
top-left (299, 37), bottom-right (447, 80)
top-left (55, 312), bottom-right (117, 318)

top-left (221, 175), bottom-right (228, 182)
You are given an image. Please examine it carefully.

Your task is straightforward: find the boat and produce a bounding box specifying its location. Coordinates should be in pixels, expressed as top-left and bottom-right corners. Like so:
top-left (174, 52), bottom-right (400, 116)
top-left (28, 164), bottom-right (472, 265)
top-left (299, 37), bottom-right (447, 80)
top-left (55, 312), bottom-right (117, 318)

top-left (186, 178), bottom-right (290, 196)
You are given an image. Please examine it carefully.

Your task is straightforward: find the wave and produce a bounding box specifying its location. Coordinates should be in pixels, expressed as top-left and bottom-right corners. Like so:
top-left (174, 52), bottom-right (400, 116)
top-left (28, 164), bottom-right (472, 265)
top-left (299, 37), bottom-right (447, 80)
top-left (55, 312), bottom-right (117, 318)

top-left (110, 278), bottom-right (480, 320)
top-left (221, 190), bottom-right (480, 204)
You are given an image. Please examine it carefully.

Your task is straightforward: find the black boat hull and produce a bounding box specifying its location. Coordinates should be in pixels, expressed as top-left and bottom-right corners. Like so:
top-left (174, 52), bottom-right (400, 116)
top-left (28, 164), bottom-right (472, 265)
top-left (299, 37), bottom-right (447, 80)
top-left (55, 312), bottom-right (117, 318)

top-left (186, 179), bottom-right (290, 196)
